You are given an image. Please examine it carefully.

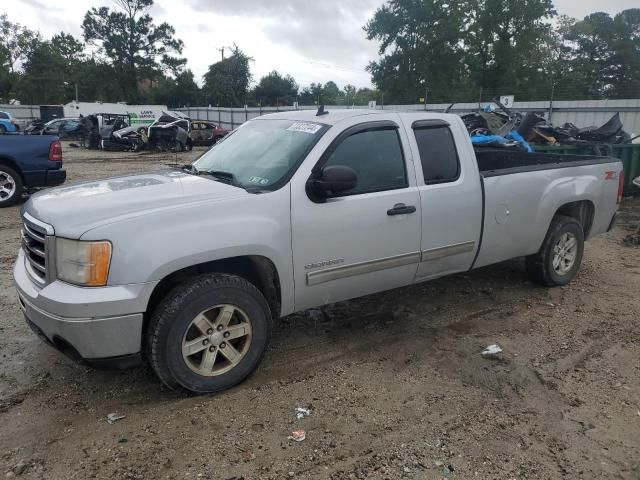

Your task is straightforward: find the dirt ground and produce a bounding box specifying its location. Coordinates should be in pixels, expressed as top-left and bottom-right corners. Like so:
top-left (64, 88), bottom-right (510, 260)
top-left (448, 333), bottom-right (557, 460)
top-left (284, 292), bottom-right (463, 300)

top-left (1, 143), bottom-right (639, 480)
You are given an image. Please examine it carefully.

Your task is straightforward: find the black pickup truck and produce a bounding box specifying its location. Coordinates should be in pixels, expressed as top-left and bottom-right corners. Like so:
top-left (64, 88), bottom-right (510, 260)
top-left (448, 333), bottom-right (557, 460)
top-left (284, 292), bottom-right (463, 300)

top-left (0, 135), bottom-right (66, 207)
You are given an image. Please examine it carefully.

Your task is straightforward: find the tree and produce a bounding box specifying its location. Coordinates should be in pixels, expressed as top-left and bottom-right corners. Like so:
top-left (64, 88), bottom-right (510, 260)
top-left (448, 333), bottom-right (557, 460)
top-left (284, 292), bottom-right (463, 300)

top-left (321, 81), bottom-right (343, 105)
top-left (18, 40), bottom-right (67, 104)
top-left (202, 46), bottom-right (252, 107)
top-left (82, 0), bottom-right (185, 101)
top-left (554, 9), bottom-right (640, 99)
top-left (251, 70), bottom-right (298, 106)
top-left (0, 13), bottom-right (39, 73)
top-left (465, 0), bottom-right (556, 97)
top-left (343, 84), bottom-right (357, 105)
top-left (610, 9), bottom-right (640, 98)
top-left (0, 14), bottom-right (39, 101)
top-left (365, 0), bottom-right (471, 103)
top-left (298, 83), bottom-right (323, 105)
top-left (364, 0), bottom-right (557, 102)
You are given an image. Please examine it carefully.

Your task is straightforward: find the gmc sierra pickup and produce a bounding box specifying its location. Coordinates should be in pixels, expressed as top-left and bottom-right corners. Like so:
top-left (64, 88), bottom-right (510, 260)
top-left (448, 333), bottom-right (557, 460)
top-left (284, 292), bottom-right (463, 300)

top-left (14, 110), bottom-right (622, 393)
top-left (0, 134), bottom-right (66, 206)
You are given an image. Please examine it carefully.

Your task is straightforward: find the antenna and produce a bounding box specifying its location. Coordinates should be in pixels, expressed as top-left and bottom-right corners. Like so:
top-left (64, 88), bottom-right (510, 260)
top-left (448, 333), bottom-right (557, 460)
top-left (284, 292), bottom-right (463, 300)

top-left (316, 105), bottom-right (329, 116)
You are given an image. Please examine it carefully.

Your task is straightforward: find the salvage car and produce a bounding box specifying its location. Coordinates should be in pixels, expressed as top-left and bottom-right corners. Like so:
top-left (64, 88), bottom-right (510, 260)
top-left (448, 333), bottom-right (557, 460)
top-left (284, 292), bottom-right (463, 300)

top-left (190, 120), bottom-right (230, 146)
top-left (148, 111), bottom-right (191, 151)
top-left (14, 110), bottom-right (623, 393)
top-left (41, 118), bottom-right (85, 139)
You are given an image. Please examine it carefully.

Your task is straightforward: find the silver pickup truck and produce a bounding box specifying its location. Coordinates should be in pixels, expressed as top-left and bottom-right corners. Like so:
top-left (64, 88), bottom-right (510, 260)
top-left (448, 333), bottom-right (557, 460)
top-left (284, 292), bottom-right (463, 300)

top-left (14, 110), bottom-right (623, 393)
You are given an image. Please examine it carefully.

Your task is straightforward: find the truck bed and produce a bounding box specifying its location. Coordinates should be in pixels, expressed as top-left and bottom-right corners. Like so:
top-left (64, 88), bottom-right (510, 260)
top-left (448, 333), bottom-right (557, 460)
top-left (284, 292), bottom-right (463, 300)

top-left (475, 148), bottom-right (615, 177)
top-left (472, 148), bottom-right (622, 270)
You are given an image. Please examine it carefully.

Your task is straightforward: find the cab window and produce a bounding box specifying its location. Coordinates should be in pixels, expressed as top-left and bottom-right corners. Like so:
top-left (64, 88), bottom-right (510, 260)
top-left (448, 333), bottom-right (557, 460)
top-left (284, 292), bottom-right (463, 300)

top-left (323, 127), bottom-right (407, 195)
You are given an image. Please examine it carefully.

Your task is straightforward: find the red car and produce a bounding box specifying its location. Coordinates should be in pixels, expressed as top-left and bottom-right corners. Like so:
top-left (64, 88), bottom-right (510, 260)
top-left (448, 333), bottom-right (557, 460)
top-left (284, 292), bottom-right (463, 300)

top-left (189, 120), bottom-right (230, 146)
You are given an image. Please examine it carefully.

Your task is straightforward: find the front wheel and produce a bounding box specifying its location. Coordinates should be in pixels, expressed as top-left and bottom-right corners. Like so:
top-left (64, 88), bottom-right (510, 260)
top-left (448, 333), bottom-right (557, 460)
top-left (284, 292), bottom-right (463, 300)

top-left (526, 215), bottom-right (584, 286)
top-left (146, 273), bottom-right (272, 394)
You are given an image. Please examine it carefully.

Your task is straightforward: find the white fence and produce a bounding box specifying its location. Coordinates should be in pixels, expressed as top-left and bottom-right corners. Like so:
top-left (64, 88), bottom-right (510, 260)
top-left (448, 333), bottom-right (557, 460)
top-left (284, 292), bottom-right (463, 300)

top-left (177, 99), bottom-right (640, 134)
top-left (4, 99), bottom-right (640, 134)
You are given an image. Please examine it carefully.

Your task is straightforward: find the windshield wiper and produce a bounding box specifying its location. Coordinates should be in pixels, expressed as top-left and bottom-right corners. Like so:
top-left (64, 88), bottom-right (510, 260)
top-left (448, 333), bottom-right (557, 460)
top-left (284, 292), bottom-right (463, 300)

top-left (192, 168), bottom-right (264, 194)
top-left (196, 168), bottom-right (251, 190)
top-left (201, 169), bottom-right (237, 184)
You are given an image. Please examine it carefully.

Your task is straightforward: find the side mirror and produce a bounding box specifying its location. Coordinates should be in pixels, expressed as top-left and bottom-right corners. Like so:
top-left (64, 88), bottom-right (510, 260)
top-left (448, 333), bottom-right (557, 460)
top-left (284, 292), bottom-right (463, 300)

top-left (307, 165), bottom-right (357, 200)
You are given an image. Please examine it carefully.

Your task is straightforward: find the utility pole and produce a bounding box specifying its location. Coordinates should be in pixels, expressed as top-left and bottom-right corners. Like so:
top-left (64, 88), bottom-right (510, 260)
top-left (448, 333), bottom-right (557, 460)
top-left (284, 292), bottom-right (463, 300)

top-left (548, 82), bottom-right (556, 124)
top-left (424, 86), bottom-right (428, 111)
top-left (75, 83), bottom-right (79, 103)
top-left (217, 47), bottom-right (225, 61)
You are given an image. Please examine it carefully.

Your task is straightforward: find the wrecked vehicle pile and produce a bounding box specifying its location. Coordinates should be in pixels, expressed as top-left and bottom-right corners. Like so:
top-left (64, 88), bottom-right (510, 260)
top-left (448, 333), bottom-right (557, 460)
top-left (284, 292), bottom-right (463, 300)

top-left (461, 99), bottom-right (633, 152)
top-left (518, 112), bottom-right (632, 146)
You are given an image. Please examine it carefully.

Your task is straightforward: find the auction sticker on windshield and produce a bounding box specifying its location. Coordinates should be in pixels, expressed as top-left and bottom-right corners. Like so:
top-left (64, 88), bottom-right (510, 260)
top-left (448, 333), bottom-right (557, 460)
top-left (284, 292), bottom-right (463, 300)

top-left (286, 122), bottom-right (323, 135)
top-left (248, 176), bottom-right (269, 185)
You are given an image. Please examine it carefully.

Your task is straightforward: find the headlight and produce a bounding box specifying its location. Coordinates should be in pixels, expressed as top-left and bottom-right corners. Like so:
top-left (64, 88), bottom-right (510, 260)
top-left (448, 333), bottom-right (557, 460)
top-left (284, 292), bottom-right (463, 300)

top-left (56, 238), bottom-right (112, 286)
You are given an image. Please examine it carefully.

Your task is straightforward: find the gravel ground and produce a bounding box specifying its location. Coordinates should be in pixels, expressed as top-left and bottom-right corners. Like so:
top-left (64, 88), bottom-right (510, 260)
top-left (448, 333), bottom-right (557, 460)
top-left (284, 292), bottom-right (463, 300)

top-left (1, 144), bottom-right (639, 479)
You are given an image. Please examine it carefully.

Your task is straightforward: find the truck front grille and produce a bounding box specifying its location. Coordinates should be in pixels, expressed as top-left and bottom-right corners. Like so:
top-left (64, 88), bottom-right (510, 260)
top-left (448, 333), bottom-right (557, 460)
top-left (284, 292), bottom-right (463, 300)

top-left (21, 217), bottom-right (53, 285)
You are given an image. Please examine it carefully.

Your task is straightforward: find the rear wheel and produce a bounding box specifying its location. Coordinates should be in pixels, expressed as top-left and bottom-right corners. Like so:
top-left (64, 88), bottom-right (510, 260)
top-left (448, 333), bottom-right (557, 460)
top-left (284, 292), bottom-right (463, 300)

top-left (526, 215), bottom-right (584, 286)
top-left (146, 273), bottom-right (272, 394)
top-left (0, 165), bottom-right (23, 207)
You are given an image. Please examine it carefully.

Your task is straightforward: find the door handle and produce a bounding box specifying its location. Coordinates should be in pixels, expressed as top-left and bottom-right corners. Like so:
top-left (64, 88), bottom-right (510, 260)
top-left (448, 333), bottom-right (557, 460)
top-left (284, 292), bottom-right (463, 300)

top-left (387, 203), bottom-right (416, 216)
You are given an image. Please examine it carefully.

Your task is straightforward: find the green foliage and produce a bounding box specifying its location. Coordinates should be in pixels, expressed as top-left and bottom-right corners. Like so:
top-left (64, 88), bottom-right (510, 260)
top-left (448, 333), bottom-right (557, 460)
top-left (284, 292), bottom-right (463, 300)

top-left (202, 46), bottom-right (252, 107)
top-left (2, 2), bottom-right (639, 108)
top-left (82, 0), bottom-right (185, 100)
top-left (365, 0), bottom-right (472, 103)
top-left (365, 1), bottom-right (639, 102)
top-left (557, 9), bottom-right (640, 99)
top-left (250, 71), bottom-right (298, 106)
top-left (0, 13), bottom-right (39, 101)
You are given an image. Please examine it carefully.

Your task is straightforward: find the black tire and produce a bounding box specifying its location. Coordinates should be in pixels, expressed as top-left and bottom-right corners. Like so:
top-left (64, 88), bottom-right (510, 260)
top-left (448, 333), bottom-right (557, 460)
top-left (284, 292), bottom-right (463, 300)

top-left (526, 215), bottom-right (584, 287)
top-left (0, 165), bottom-right (23, 207)
top-left (146, 273), bottom-right (272, 394)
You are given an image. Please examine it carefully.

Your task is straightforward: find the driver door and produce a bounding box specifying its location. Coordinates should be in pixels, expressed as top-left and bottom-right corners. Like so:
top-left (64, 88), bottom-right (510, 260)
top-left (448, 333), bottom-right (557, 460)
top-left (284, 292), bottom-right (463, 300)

top-left (290, 114), bottom-right (422, 311)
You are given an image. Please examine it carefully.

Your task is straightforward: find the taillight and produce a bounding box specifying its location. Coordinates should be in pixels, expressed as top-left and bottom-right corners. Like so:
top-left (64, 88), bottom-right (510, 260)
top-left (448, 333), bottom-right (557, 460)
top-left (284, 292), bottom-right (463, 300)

top-left (617, 170), bottom-right (624, 205)
top-left (49, 140), bottom-right (63, 163)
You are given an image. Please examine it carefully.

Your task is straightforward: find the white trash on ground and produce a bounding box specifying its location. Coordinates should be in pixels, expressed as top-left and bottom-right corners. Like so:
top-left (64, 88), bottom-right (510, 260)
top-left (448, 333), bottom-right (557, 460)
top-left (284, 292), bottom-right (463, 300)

top-left (481, 344), bottom-right (503, 356)
top-left (106, 413), bottom-right (126, 424)
top-left (295, 407), bottom-right (311, 419)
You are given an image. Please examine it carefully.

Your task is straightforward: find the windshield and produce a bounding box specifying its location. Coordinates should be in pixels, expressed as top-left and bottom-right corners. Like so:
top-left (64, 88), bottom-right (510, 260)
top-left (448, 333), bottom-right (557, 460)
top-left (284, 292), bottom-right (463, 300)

top-left (192, 119), bottom-right (326, 190)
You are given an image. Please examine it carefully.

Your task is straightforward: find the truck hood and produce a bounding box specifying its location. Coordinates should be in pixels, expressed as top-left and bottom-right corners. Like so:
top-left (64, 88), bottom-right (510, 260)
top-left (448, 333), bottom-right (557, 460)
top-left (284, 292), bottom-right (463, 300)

top-left (25, 170), bottom-right (249, 238)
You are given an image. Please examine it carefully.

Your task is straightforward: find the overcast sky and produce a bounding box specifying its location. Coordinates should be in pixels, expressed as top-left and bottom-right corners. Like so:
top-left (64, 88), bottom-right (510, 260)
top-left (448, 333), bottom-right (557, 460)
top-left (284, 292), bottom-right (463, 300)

top-left (5, 0), bottom-right (639, 89)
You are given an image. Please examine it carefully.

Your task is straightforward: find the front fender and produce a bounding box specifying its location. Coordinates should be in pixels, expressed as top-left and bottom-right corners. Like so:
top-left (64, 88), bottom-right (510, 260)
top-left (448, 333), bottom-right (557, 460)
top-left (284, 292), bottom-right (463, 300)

top-left (81, 187), bottom-right (295, 315)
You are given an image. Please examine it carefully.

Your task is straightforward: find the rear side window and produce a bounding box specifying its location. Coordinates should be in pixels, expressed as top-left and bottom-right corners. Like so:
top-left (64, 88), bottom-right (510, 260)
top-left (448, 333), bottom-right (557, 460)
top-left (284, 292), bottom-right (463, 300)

top-left (323, 127), bottom-right (407, 195)
top-left (414, 127), bottom-right (460, 184)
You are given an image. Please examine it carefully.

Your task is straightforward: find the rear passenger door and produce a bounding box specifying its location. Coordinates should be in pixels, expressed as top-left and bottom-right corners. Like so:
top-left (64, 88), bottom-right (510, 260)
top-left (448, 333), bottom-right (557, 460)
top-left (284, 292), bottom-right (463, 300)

top-left (407, 119), bottom-right (483, 281)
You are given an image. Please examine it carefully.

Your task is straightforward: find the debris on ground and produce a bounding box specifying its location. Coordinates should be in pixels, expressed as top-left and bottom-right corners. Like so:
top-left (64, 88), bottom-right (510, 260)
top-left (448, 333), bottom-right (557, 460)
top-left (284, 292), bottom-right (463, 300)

top-left (13, 460), bottom-right (28, 476)
top-left (106, 413), bottom-right (126, 424)
top-left (481, 344), bottom-right (503, 356)
top-left (287, 429), bottom-right (306, 442)
top-left (294, 407), bottom-right (311, 419)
